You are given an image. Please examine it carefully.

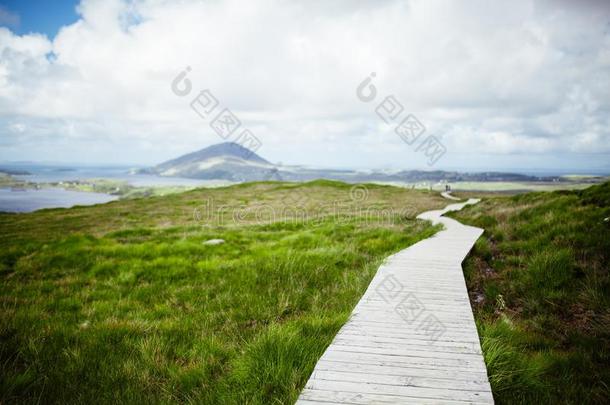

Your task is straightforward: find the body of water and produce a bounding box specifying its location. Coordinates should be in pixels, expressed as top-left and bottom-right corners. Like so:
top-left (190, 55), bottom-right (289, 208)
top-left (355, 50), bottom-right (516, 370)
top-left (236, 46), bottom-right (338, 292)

top-left (0, 188), bottom-right (119, 213)
top-left (0, 164), bottom-right (230, 213)
top-left (8, 164), bottom-right (211, 187)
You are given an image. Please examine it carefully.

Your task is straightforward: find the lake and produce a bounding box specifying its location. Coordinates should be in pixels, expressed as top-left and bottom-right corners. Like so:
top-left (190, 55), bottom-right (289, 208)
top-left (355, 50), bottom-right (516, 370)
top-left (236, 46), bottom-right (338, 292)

top-left (8, 164), bottom-right (211, 187)
top-left (0, 188), bottom-right (119, 213)
top-left (0, 164), bottom-right (231, 213)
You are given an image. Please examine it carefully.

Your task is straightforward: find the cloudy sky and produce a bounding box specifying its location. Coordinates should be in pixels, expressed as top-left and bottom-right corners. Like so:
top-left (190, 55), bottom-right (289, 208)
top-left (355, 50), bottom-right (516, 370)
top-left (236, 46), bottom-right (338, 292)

top-left (1, 0), bottom-right (609, 172)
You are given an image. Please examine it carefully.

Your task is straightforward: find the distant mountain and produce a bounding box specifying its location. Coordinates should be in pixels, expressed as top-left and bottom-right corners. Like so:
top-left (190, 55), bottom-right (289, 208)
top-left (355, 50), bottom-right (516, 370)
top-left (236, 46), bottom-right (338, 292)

top-left (140, 142), bottom-right (276, 181)
top-left (156, 142), bottom-right (269, 169)
top-left (141, 142), bottom-right (563, 183)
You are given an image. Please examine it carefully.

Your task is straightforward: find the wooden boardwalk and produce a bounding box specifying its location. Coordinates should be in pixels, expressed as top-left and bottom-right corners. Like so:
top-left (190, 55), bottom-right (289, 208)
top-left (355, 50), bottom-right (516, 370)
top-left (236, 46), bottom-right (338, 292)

top-left (440, 191), bottom-right (461, 201)
top-left (297, 198), bottom-right (494, 404)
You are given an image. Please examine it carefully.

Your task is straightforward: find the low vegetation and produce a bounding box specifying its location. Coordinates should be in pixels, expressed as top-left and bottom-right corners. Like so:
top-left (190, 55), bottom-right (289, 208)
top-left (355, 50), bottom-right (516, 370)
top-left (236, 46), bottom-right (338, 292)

top-left (0, 180), bottom-right (445, 404)
top-left (450, 181), bottom-right (610, 404)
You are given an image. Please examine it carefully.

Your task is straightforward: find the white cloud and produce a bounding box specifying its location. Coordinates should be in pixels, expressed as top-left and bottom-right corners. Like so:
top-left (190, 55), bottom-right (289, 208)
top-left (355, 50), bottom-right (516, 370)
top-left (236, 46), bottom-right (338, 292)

top-left (0, 0), bottom-right (609, 171)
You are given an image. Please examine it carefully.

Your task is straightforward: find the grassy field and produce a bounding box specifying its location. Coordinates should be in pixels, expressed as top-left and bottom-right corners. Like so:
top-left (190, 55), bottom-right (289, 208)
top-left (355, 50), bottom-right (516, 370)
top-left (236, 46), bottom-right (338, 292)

top-left (450, 181), bottom-right (610, 404)
top-left (0, 180), bottom-right (446, 404)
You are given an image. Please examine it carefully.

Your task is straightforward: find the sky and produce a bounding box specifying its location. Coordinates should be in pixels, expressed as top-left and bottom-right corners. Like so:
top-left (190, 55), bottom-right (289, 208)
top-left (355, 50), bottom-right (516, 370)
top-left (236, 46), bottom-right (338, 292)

top-left (0, 0), bottom-right (78, 37)
top-left (0, 0), bottom-right (609, 172)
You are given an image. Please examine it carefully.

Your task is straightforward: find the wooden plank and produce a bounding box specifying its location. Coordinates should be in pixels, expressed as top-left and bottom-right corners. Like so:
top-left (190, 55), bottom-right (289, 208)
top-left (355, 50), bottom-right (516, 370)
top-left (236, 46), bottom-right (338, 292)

top-left (331, 339), bottom-right (481, 356)
top-left (310, 370), bottom-right (490, 392)
top-left (315, 359), bottom-right (490, 381)
top-left (304, 379), bottom-right (494, 403)
top-left (298, 389), bottom-right (490, 405)
top-left (332, 334), bottom-right (482, 353)
top-left (321, 351), bottom-right (488, 373)
top-left (328, 343), bottom-right (483, 360)
top-left (341, 324), bottom-right (480, 338)
top-left (338, 328), bottom-right (481, 344)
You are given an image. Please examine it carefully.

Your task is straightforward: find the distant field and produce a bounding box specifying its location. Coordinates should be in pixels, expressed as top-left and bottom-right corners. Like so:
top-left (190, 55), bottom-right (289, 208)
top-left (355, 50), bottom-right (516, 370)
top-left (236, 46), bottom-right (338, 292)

top-left (445, 180), bottom-right (603, 192)
top-left (445, 181), bottom-right (595, 192)
top-left (0, 181), bottom-right (446, 404)
top-left (450, 182), bottom-right (610, 404)
top-left (379, 177), bottom-right (607, 193)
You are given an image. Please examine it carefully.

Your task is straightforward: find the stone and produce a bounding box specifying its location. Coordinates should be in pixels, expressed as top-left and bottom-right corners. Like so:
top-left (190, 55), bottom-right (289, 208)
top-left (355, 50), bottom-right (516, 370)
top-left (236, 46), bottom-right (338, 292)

top-left (203, 239), bottom-right (225, 245)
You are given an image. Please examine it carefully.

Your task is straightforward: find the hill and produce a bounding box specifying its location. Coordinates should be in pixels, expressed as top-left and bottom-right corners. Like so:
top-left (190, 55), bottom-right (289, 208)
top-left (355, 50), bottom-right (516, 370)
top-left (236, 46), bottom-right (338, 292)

top-left (141, 142), bottom-right (275, 181)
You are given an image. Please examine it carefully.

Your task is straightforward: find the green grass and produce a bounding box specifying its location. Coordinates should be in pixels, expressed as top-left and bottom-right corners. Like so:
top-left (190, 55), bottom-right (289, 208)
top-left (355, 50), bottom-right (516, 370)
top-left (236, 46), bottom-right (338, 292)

top-left (450, 181), bottom-right (610, 404)
top-left (0, 181), bottom-right (445, 404)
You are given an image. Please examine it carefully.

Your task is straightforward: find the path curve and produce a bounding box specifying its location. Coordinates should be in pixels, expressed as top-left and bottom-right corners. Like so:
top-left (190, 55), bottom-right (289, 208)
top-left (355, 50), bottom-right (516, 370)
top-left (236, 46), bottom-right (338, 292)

top-left (297, 197), bottom-right (493, 404)
top-left (440, 191), bottom-right (461, 201)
